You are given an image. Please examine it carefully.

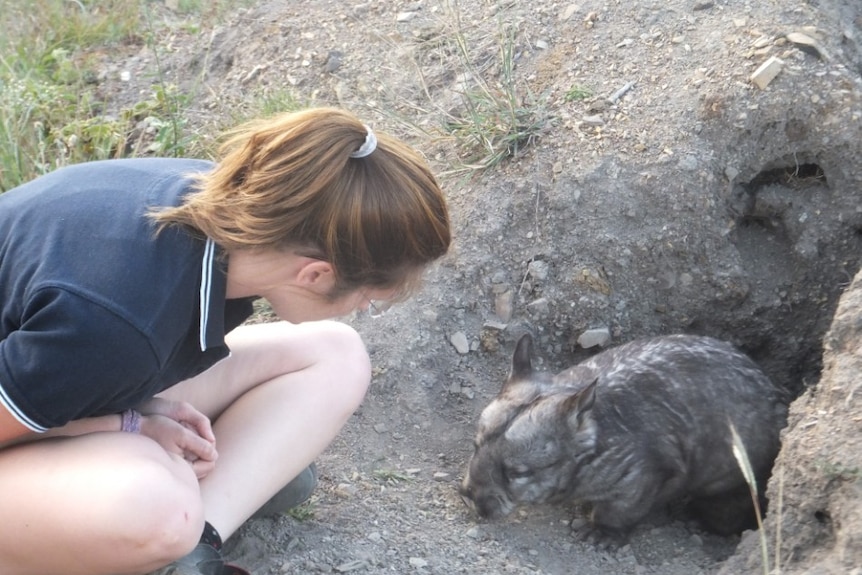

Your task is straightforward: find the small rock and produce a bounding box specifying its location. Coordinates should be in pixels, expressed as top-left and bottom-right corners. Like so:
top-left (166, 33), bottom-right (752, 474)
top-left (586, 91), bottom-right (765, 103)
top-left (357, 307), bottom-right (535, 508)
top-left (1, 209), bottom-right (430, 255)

top-left (449, 331), bottom-right (470, 354)
top-left (526, 297), bottom-right (550, 317)
top-left (677, 154), bottom-right (698, 171)
top-left (581, 114), bottom-right (605, 126)
top-left (373, 423), bottom-right (388, 434)
top-left (495, 290), bottom-right (514, 322)
top-left (367, 531), bottom-right (383, 543)
top-left (490, 270), bottom-right (507, 284)
top-left (466, 526), bottom-right (481, 539)
top-left (408, 557), bottom-right (428, 568)
top-left (334, 483), bottom-right (358, 498)
top-left (577, 327), bottom-right (611, 348)
top-left (396, 11), bottom-right (417, 22)
top-left (528, 259), bottom-right (550, 281)
top-left (725, 166), bottom-right (739, 182)
top-left (749, 56), bottom-right (783, 90)
top-left (785, 31), bottom-right (827, 59)
top-left (336, 559), bottom-right (369, 572)
top-left (432, 471), bottom-right (450, 481)
top-left (241, 64), bottom-right (267, 84)
top-left (560, 4), bottom-right (579, 21)
top-left (324, 50), bottom-right (344, 73)
top-left (752, 35), bottom-right (771, 49)
top-left (536, 39), bottom-right (549, 50)
top-left (480, 331), bottom-right (501, 352)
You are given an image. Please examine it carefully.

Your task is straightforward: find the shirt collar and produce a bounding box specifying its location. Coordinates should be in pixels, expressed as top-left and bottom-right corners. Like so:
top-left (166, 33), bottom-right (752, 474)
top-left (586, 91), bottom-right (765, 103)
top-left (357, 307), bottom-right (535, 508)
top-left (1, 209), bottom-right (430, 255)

top-left (199, 238), bottom-right (227, 351)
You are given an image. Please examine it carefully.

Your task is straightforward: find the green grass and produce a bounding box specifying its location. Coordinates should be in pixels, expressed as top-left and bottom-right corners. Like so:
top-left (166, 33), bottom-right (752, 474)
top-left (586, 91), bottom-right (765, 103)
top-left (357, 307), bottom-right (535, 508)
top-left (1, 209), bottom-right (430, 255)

top-left (397, 1), bottom-right (551, 177)
top-left (564, 84), bottom-right (593, 102)
top-left (730, 421), bottom-right (771, 575)
top-left (2, 0), bottom-right (545, 189)
top-left (440, 19), bottom-right (551, 174)
top-left (372, 468), bottom-right (415, 484)
top-left (0, 0), bottom-right (254, 192)
top-left (284, 500), bottom-right (316, 521)
top-left (0, 0), bottom-right (138, 190)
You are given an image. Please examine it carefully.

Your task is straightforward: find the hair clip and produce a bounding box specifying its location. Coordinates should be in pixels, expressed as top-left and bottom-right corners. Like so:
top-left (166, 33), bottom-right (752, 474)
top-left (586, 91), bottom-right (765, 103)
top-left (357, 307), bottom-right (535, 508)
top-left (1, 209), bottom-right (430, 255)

top-left (350, 126), bottom-right (377, 158)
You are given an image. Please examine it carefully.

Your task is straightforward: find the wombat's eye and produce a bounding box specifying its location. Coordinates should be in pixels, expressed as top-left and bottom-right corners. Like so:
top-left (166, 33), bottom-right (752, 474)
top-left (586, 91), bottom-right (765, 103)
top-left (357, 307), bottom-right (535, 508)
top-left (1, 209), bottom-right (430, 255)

top-left (504, 465), bottom-right (534, 480)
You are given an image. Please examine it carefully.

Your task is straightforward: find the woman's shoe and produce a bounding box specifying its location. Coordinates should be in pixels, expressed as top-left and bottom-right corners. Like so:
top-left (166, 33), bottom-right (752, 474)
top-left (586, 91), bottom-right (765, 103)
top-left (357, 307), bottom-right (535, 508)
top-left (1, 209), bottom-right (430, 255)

top-left (251, 463), bottom-right (318, 519)
top-left (159, 542), bottom-right (250, 575)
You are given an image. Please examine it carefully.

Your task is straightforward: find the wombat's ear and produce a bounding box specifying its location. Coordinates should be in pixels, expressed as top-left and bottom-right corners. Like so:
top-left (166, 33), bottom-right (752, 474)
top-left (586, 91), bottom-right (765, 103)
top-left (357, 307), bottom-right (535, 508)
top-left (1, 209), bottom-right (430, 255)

top-left (563, 378), bottom-right (598, 427)
top-left (509, 334), bottom-right (534, 381)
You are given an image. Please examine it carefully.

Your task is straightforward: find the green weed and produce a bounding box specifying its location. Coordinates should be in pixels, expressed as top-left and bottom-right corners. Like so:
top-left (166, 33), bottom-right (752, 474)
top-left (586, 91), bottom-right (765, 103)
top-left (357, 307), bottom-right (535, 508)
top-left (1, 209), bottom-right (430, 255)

top-left (730, 421), bottom-right (771, 575)
top-left (284, 500), bottom-right (316, 521)
top-left (0, 0), bottom-right (226, 191)
top-left (564, 84), bottom-right (593, 102)
top-left (405, 1), bottom-right (551, 176)
top-left (443, 23), bottom-right (550, 173)
top-left (372, 469), bottom-right (415, 484)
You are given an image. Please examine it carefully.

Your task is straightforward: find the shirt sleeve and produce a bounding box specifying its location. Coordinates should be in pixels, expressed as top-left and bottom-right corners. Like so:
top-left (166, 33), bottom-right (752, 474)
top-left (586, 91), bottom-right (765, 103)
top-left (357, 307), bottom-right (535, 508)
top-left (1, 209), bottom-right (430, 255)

top-left (0, 286), bottom-right (160, 431)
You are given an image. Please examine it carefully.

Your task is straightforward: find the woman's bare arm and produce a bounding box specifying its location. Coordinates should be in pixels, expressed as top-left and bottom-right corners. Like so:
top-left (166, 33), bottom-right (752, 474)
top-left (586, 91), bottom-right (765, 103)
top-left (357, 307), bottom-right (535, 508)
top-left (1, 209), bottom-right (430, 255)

top-left (0, 406), bottom-right (121, 449)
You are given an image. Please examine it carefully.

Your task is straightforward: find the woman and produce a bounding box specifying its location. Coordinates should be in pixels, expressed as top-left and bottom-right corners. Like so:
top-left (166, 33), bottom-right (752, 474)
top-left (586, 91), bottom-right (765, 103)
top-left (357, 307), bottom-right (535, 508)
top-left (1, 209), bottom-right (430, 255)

top-left (0, 108), bottom-right (451, 575)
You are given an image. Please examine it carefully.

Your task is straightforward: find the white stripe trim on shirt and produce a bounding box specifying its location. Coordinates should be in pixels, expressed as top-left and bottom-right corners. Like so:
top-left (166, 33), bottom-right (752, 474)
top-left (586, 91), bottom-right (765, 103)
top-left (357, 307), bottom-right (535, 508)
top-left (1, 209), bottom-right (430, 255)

top-left (0, 380), bottom-right (48, 432)
top-left (199, 238), bottom-right (215, 352)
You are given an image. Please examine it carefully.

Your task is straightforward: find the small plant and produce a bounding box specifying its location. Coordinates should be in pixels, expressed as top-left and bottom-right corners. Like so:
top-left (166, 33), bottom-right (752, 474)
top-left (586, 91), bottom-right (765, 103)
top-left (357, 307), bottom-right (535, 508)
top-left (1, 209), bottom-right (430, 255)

top-left (433, 2), bottom-right (551, 174)
top-left (123, 84), bottom-right (193, 157)
top-left (249, 88), bottom-right (305, 119)
top-left (730, 421), bottom-right (771, 575)
top-left (284, 500), bottom-right (316, 521)
top-left (564, 84), bottom-right (593, 102)
top-left (0, 0), bottom-right (232, 190)
top-left (372, 468), bottom-right (415, 484)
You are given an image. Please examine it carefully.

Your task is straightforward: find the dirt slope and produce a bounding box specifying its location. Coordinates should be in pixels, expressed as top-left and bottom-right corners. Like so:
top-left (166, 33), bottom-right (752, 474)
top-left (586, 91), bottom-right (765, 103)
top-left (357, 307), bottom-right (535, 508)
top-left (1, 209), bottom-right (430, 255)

top-left (107, 0), bottom-right (862, 573)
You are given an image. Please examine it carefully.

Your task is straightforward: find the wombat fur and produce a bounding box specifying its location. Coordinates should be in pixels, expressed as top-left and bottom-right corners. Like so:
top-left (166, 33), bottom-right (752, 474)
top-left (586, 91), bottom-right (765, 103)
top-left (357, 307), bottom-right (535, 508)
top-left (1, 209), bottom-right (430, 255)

top-left (460, 333), bottom-right (789, 543)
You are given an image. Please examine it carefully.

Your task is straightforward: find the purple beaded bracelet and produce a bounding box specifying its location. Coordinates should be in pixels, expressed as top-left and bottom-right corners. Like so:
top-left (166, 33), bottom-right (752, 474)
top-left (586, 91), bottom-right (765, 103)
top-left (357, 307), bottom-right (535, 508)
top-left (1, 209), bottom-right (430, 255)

top-left (121, 408), bottom-right (142, 434)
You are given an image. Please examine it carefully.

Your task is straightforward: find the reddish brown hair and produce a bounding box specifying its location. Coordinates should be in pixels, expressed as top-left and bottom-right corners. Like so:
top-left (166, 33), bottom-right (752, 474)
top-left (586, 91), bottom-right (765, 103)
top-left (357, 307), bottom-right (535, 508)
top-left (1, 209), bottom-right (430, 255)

top-left (152, 108), bottom-right (451, 295)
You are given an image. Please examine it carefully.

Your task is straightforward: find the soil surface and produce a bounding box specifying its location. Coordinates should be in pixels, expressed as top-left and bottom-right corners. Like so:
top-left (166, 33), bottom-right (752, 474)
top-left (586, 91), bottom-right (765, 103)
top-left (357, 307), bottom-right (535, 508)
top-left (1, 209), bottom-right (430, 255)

top-left (100, 1), bottom-right (862, 574)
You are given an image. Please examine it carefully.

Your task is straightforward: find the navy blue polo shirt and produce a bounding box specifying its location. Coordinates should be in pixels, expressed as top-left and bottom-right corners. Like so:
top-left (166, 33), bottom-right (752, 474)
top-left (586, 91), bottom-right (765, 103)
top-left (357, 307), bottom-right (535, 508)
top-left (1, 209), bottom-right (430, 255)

top-left (0, 158), bottom-right (255, 431)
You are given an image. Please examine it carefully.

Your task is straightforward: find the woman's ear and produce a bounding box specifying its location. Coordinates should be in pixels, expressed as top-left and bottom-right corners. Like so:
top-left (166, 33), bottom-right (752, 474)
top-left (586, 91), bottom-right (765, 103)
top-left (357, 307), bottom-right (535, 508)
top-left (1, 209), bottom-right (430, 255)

top-left (295, 259), bottom-right (337, 293)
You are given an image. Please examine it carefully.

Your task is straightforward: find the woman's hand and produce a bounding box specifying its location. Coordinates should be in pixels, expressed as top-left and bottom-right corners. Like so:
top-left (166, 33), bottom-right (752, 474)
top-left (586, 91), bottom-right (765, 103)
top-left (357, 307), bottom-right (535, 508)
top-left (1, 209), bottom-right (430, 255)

top-left (138, 397), bottom-right (218, 478)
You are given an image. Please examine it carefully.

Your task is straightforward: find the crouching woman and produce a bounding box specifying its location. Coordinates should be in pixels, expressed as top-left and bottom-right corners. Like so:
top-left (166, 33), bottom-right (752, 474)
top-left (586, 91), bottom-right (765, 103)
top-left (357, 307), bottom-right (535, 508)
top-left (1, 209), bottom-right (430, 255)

top-left (0, 107), bottom-right (450, 575)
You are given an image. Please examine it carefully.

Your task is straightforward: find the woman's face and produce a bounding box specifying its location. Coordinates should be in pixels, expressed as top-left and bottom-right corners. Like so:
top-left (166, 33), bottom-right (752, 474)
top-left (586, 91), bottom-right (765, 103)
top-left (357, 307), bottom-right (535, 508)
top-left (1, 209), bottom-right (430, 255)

top-left (225, 248), bottom-right (399, 323)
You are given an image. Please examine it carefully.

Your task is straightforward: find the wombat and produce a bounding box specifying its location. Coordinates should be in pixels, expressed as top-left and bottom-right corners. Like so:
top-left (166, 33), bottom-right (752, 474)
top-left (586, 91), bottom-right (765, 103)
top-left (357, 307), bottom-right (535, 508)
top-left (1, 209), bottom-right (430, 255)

top-left (460, 333), bottom-right (789, 543)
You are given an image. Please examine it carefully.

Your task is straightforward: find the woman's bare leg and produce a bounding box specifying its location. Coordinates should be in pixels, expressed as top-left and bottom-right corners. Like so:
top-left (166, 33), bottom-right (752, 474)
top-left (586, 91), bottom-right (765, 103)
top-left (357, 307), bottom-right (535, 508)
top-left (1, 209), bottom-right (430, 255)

top-left (0, 320), bottom-right (368, 574)
top-left (0, 433), bottom-right (203, 575)
top-left (158, 320), bottom-right (371, 539)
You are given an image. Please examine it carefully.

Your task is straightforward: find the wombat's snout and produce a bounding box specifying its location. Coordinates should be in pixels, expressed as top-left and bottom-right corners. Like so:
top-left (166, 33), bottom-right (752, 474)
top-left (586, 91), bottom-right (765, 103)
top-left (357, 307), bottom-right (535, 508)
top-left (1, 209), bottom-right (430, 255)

top-left (459, 480), bottom-right (513, 519)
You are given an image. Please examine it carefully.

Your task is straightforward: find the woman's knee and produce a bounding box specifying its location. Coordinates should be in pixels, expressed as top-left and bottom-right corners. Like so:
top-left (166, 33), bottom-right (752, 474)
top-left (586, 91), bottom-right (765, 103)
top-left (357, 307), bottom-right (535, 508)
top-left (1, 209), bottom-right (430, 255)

top-left (0, 435), bottom-right (204, 570)
top-left (309, 321), bottom-right (372, 409)
top-left (113, 445), bottom-right (205, 562)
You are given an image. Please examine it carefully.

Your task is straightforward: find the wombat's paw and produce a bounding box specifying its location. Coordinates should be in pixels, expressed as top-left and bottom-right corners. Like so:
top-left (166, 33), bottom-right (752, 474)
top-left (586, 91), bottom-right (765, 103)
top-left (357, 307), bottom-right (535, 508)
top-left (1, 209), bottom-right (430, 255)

top-left (570, 519), bottom-right (628, 549)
